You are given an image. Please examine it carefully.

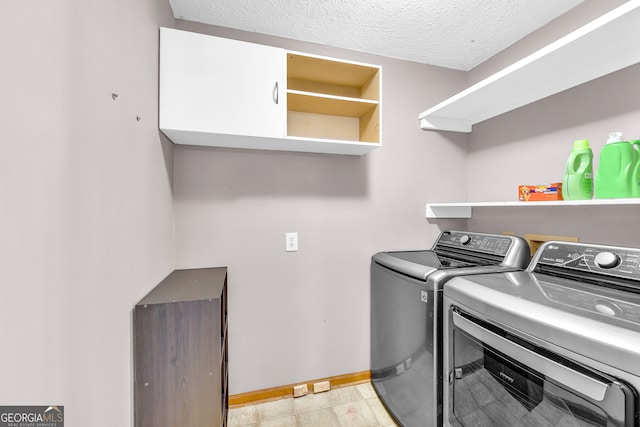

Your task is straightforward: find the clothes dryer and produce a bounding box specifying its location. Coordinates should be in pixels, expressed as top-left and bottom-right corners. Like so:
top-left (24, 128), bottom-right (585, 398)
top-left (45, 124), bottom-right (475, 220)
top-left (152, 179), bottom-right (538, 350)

top-left (443, 241), bottom-right (640, 427)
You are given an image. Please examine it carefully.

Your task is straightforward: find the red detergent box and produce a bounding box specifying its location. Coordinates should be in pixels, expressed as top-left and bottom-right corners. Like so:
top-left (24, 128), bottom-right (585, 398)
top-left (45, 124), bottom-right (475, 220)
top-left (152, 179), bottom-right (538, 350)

top-left (518, 183), bottom-right (563, 201)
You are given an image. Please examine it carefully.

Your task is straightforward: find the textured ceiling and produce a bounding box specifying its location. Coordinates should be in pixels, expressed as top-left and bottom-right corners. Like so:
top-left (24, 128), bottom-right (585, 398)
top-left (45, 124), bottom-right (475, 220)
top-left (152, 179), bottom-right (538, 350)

top-left (168, 0), bottom-right (584, 71)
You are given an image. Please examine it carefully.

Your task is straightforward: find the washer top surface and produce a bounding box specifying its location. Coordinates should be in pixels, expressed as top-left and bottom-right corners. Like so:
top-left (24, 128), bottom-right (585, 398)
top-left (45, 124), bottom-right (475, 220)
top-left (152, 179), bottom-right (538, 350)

top-left (372, 230), bottom-right (530, 282)
top-left (387, 250), bottom-right (469, 268)
top-left (445, 241), bottom-right (640, 377)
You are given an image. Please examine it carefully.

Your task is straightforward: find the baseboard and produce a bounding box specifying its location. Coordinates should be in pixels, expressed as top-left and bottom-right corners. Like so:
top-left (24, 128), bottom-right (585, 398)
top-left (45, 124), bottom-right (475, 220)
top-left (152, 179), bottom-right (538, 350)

top-left (229, 370), bottom-right (371, 408)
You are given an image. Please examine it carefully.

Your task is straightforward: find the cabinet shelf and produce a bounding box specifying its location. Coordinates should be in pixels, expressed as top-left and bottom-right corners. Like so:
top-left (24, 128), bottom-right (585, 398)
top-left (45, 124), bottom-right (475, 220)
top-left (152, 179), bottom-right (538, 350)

top-left (287, 90), bottom-right (378, 117)
top-left (418, 0), bottom-right (640, 133)
top-left (426, 199), bottom-right (640, 219)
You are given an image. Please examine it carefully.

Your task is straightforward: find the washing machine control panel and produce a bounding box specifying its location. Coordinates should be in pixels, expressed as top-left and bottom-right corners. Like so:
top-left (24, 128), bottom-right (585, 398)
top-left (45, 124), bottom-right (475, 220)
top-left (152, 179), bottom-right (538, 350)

top-left (536, 242), bottom-right (640, 281)
top-left (436, 231), bottom-right (512, 256)
top-left (594, 252), bottom-right (621, 269)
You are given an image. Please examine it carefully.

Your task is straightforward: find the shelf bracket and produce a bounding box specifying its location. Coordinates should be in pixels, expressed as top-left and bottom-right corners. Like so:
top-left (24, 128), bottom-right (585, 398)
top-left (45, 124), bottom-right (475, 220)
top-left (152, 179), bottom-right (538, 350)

top-left (420, 116), bottom-right (472, 133)
top-left (426, 204), bottom-right (472, 219)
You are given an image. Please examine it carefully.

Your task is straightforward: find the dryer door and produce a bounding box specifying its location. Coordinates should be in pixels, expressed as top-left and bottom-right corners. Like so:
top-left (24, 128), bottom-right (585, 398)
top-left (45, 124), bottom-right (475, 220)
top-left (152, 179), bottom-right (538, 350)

top-left (444, 309), bottom-right (636, 427)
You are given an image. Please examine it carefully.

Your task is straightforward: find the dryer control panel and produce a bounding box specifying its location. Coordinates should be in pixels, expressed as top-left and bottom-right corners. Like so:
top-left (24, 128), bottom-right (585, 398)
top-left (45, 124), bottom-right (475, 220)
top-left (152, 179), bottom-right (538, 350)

top-left (539, 281), bottom-right (640, 323)
top-left (534, 242), bottom-right (640, 281)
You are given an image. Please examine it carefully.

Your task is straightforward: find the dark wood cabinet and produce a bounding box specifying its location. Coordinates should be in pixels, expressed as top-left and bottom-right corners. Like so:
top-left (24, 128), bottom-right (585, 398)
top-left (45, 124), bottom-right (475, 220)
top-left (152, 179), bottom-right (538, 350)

top-left (134, 267), bottom-right (228, 427)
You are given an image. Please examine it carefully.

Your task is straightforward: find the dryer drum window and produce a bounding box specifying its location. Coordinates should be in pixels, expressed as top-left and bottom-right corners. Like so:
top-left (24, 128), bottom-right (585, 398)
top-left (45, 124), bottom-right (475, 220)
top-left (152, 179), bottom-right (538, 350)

top-left (448, 311), bottom-right (634, 427)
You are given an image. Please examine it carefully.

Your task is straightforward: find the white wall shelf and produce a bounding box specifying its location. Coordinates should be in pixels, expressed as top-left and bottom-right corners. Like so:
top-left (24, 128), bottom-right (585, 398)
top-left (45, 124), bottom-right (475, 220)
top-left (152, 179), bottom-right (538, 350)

top-left (418, 0), bottom-right (640, 133)
top-left (426, 199), bottom-right (640, 219)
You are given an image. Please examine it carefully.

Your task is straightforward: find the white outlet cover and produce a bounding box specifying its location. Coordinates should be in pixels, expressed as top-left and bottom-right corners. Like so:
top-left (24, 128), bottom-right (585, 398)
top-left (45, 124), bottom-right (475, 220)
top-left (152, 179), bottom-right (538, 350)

top-left (285, 232), bottom-right (298, 252)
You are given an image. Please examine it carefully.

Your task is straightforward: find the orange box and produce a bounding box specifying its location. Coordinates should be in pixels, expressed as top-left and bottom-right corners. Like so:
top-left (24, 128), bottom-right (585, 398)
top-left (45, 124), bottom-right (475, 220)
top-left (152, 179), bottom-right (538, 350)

top-left (518, 183), bottom-right (563, 201)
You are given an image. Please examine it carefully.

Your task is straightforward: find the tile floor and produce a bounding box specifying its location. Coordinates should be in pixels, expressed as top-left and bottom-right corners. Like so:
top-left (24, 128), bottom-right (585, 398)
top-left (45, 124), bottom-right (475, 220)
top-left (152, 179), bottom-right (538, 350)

top-left (228, 382), bottom-right (400, 427)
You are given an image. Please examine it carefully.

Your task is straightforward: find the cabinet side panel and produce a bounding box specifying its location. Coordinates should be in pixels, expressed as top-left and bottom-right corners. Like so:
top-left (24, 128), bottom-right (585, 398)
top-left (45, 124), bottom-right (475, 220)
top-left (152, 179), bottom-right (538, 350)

top-left (359, 105), bottom-right (380, 143)
top-left (134, 300), bottom-right (221, 427)
top-left (360, 71), bottom-right (380, 143)
top-left (361, 70), bottom-right (380, 101)
top-left (135, 304), bottom-right (173, 427)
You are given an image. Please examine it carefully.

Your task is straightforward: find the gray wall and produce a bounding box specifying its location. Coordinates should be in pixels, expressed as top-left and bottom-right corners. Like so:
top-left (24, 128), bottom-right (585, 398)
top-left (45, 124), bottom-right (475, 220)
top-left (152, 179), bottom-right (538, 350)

top-left (469, 0), bottom-right (629, 84)
top-left (464, 0), bottom-right (640, 246)
top-left (466, 61), bottom-right (640, 246)
top-left (1, 0), bottom-right (175, 425)
top-left (172, 22), bottom-right (469, 394)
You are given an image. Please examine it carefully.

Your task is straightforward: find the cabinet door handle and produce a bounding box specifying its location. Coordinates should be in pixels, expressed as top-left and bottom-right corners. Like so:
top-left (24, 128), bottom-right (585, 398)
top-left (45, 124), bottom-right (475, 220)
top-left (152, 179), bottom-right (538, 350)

top-left (273, 81), bottom-right (279, 104)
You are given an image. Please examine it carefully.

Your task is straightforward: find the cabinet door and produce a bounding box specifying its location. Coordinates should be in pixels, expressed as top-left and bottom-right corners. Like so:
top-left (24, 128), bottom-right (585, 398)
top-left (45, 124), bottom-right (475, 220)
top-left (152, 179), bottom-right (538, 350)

top-left (160, 28), bottom-right (285, 141)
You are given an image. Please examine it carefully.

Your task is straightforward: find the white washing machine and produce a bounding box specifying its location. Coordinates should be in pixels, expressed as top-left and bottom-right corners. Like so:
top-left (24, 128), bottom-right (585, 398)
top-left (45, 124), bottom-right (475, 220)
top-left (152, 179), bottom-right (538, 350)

top-left (443, 241), bottom-right (640, 427)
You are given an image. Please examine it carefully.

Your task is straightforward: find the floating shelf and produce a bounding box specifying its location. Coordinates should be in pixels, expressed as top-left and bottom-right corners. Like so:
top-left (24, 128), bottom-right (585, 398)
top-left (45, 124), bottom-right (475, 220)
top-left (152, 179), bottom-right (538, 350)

top-left (426, 199), bottom-right (640, 219)
top-left (418, 0), bottom-right (640, 133)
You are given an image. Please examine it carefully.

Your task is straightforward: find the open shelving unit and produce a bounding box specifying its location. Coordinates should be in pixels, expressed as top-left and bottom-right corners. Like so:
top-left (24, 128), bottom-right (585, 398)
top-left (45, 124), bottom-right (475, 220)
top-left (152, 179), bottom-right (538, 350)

top-left (418, 0), bottom-right (640, 133)
top-left (426, 199), bottom-right (640, 219)
top-left (286, 53), bottom-right (380, 146)
top-left (420, 2), bottom-right (640, 220)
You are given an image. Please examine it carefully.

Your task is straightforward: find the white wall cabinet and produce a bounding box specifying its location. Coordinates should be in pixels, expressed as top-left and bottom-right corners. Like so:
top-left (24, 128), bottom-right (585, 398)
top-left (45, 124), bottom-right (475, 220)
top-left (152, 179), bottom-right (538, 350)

top-left (160, 27), bottom-right (381, 155)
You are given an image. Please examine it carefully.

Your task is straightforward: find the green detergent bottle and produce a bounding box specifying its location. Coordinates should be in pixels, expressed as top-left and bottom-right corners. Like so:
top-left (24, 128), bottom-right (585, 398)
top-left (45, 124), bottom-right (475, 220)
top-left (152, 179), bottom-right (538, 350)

top-left (562, 139), bottom-right (593, 200)
top-left (595, 132), bottom-right (639, 199)
top-left (631, 140), bottom-right (640, 198)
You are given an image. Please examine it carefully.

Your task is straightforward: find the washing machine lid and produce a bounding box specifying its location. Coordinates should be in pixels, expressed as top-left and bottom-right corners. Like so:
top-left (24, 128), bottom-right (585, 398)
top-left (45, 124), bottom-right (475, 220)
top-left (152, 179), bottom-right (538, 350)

top-left (372, 230), bottom-right (530, 281)
top-left (445, 267), bottom-right (640, 378)
top-left (372, 250), bottom-right (449, 281)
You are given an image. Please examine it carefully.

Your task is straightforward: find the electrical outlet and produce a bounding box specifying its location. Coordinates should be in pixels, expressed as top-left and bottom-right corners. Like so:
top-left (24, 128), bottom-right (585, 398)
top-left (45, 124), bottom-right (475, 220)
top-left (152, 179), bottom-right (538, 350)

top-left (285, 232), bottom-right (298, 252)
top-left (313, 380), bottom-right (330, 393)
top-left (293, 384), bottom-right (308, 397)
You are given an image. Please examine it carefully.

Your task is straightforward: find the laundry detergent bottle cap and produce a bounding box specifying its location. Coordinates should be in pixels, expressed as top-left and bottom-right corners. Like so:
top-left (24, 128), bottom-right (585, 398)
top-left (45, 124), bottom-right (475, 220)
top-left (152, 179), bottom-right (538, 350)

top-left (573, 139), bottom-right (590, 150)
top-left (562, 138), bottom-right (593, 200)
top-left (607, 132), bottom-right (624, 144)
top-left (595, 132), bottom-right (638, 199)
